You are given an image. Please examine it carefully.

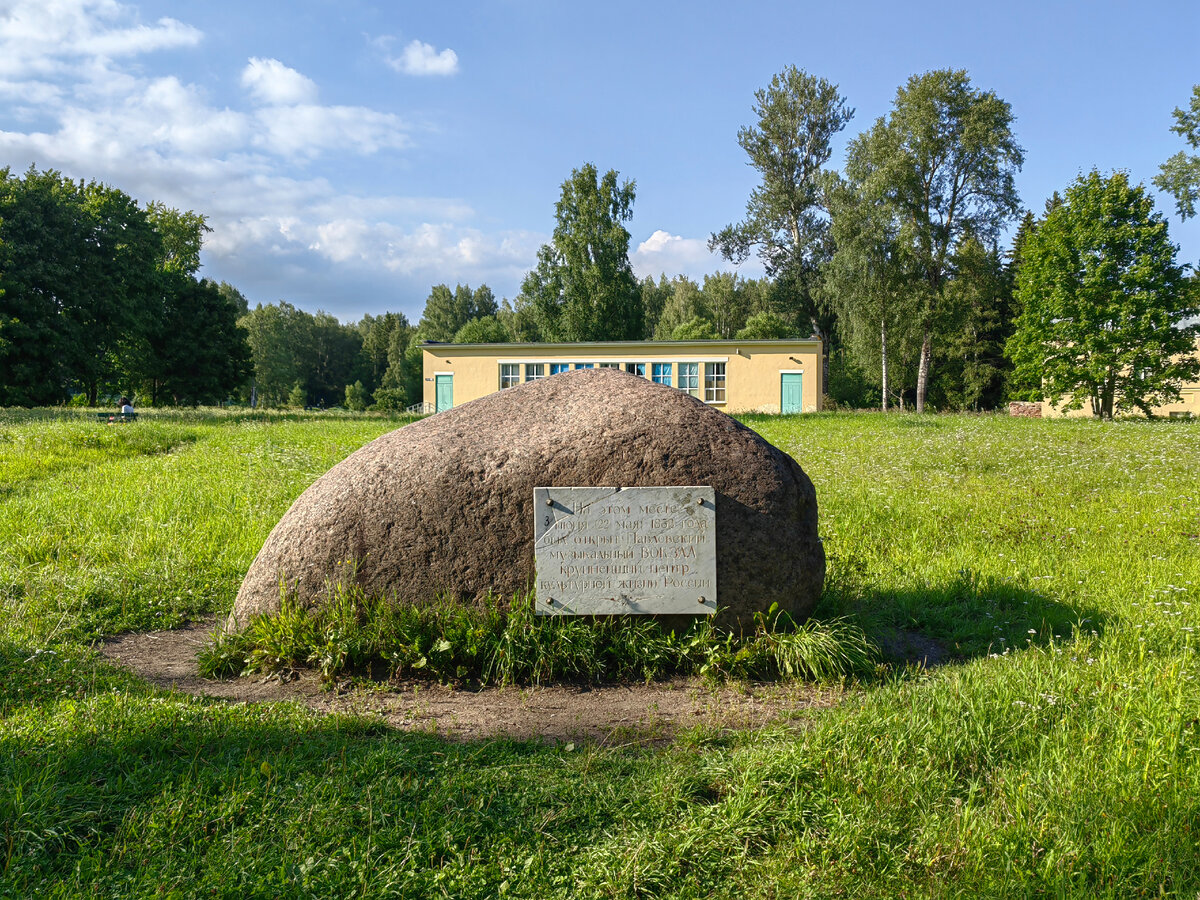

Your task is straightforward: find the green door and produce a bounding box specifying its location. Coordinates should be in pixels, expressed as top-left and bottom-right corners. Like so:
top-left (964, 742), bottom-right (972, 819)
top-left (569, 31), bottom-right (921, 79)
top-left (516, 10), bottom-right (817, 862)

top-left (435, 374), bottom-right (453, 412)
top-left (781, 373), bottom-right (803, 414)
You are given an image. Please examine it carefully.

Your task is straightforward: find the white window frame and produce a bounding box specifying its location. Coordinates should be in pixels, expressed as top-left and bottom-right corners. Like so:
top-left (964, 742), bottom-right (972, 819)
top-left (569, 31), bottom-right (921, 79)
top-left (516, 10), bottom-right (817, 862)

top-left (704, 362), bottom-right (726, 403)
top-left (677, 362), bottom-right (700, 396)
top-left (499, 363), bottom-right (520, 389)
top-left (524, 363), bottom-right (545, 382)
top-left (652, 362), bottom-right (673, 386)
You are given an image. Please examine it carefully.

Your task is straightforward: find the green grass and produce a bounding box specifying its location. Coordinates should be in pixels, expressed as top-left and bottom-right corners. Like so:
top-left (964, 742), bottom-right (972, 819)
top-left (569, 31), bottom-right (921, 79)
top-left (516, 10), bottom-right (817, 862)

top-left (198, 588), bottom-right (877, 686)
top-left (2, 408), bottom-right (1199, 897)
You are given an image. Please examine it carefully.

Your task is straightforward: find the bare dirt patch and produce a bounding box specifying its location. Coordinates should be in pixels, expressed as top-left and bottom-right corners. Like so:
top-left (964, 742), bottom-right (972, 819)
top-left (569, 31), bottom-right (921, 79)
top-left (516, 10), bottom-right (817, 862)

top-left (100, 619), bottom-right (846, 744)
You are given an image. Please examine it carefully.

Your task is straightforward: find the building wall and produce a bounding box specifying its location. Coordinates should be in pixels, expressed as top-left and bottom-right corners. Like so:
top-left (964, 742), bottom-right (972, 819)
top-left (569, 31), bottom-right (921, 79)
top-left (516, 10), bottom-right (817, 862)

top-left (421, 340), bottom-right (823, 414)
top-left (1041, 338), bottom-right (1200, 418)
top-left (1042, 389), bottom-right (1200, 418)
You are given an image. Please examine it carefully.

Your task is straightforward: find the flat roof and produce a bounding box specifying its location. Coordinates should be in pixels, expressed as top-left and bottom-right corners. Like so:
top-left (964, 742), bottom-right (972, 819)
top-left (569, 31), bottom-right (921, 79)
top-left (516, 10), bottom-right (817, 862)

top-left (421, 338), bottom-right (821, 351)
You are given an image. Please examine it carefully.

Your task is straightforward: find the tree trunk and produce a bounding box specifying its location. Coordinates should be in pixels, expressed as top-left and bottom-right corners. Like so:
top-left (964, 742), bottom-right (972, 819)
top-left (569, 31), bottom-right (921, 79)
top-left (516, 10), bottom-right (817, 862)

top-left (880, 315), bottom-right (889, 412)
top-left (87, 382), bottom-right (98, 407)
top-left (1102, 371), bottom-right (1117, 419)
top-left (915, 324), bottom-right (932, 413)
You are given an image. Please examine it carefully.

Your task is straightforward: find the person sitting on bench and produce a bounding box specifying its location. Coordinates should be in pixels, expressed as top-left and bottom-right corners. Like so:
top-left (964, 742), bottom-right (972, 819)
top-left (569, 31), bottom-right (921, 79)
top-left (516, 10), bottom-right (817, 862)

top-left (119, 397), bottom-right (134, 414)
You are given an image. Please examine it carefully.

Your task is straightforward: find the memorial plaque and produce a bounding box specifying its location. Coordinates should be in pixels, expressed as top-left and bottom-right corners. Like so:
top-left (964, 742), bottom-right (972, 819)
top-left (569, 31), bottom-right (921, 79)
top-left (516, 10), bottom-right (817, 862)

top-left (533, 486), bottom-right (716, 615)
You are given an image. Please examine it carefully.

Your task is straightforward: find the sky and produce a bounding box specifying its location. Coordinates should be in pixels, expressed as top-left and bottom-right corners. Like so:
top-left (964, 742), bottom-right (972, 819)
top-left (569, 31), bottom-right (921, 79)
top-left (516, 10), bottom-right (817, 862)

top-left (0, 0), bottom-right (1196, 324)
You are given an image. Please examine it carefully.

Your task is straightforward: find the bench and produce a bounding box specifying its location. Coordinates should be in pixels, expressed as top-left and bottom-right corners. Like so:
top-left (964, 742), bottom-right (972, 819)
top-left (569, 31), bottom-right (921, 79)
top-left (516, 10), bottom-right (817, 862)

top-left (97, 412), bottom-right (139, 423)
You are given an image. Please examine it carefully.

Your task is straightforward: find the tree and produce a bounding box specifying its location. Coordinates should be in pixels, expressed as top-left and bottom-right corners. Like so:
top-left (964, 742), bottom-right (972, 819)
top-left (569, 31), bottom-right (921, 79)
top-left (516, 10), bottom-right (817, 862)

top-left (827, 172), bottom-right (922, 410)
top-left (376, 327), bottom-right (425, 410)
top-left (735, 310), bottom-right (792, 340)
top-left (306, 312), bottom-right (361, 406)
top-left (1154, 85), bottom-right (1200, 221)
top-left (710, 67), bottom-right (853, 385)
top-left (136, 203), bottom-right (234, 405)
top-left (240, 302), bottom-right (315, 407)
top-left (0, 168), bottom-right (93, 405)
top-left (519, 163), bottom-right (642, 341)
top-left (73, 181), bottom-right (162, 405)
top-left (453, 315), bottom-right (511, 343)
top-left (497, 295), bottom-right (544, 342)
top-left (357, 312), bottom-right (410, 393)
top-left (153, 276), bottom-right (251, 405)
top-left (217, 281), bottom-right (250, 317)
top-left (639, 275), bottom-right (673, 339)
top-left (938, 234), bottom-right (1013, 410)
top-left (1007, 170), bottom-right (1199, 419)
top-left (670, 316), bottom-right (719, 341)
top-left (652, 276), bottom-right (705, 340)
top-left (418, 284), bottom-right (497, 342)
top-left (145, 203), bottom-right (210, 276)
top-left (701, 272), bottom-right (754, 338)
top-left (1002, 210), bottom-right (1046, 401)
top-left (0, 167), bottom-right (247, 407)
top-left (345, 380), bottom-right (368, 411)
top-left (846, 69), bottom-right (1023, 412)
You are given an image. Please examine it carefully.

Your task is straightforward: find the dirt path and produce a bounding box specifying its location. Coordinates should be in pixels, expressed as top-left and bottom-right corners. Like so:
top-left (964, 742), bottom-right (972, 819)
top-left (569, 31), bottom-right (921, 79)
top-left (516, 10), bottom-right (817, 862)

top-left (100, 620), bottom-right (845, 744)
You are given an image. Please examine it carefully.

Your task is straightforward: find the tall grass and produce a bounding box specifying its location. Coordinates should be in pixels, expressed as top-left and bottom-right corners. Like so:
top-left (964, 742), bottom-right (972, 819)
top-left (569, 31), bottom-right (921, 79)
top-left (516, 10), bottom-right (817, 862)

top-left (2, 409), bottom-right (1199, 897)
top-left (199, 587), bottom-right (878, 686)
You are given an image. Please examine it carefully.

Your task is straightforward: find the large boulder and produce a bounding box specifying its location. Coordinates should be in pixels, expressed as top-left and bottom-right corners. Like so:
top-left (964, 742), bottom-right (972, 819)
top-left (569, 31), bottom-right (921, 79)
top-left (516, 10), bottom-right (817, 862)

top-left (233, 368), bottom-right (824, 630)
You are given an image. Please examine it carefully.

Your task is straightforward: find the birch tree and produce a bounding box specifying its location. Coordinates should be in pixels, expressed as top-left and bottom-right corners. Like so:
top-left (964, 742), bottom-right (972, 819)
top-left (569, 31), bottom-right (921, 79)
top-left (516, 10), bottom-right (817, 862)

top-left (846, 69), bottom-right (1022, 412)
top-left (710, 66), bottom-right (853, 386)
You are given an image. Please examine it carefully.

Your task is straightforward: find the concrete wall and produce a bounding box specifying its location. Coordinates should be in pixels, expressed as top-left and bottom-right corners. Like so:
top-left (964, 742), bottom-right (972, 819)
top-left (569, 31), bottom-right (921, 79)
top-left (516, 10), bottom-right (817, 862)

top-left (421, 340), bottom-right (823, 414)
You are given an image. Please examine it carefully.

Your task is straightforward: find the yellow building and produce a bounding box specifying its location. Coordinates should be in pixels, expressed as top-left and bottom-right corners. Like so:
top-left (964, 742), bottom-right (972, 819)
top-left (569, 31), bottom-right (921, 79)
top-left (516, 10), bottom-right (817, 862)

top-left (421, 339), bottom-right (823, 414)
top-left (1041, 337), bottom-right (1200, 418)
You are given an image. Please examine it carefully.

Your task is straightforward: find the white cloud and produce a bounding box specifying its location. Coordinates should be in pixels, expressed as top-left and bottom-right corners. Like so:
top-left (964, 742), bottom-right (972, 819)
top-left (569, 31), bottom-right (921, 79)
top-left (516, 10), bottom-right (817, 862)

top-left (253, 103), bottom-right (409, 158)
top-left (305, 217), bottom-right (541, 277)
top-left (631, 230), bottom-right (765, 282)
top-left (0, 3), bottom-right (529, 319)
top-left (632, 230), bottom-right (716, 276)
top-left (79, 16), bottom-right (201, 57)
top-left (0, 1), bottom-right (201, 78)
top-left (241, 57), bottom-right (318, 106)
top-left (236, 58), bottom-right (408, 158)
top-left (389, 39), bottom-right (459, 77)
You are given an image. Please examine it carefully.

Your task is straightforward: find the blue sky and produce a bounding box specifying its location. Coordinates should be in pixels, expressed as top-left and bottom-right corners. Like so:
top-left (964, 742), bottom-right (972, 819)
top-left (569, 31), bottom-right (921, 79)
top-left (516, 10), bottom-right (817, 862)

top-left (0, 0), bottom-right (1196, 323)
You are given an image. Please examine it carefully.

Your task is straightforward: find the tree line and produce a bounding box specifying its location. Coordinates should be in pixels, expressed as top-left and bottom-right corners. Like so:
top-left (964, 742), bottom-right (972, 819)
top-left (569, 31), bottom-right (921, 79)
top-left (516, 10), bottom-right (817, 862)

top-left (711, 68), bottom-right (1199, 415)
top-left (239, 274), bottom-right (793, 411)
top-left (0, 167), bottom-right (251, 407)
top-left (3, 76), bottom-right (1198, 415)
top-left (359, 70), bottom-right (1197, 417)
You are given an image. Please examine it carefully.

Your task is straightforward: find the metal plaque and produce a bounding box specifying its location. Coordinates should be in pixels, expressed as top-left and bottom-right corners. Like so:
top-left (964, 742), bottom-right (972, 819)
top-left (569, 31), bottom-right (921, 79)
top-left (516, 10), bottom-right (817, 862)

top-left (533, 486), bottom-right (716, 616)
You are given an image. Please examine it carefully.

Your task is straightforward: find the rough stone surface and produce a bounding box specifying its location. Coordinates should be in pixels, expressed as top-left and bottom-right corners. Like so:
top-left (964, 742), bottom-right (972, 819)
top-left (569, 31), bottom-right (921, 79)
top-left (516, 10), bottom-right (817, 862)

top-left (1008, 401), bottom-right (1043, 418)
top-left (233, 368), bottom-right (825, 630)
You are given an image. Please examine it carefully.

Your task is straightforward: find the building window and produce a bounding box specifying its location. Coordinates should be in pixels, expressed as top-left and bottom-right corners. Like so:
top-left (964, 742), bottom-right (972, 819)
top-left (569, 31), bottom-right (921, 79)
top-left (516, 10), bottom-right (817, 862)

top-left (652, 363), bottom-right (672, 386)
top-left (499, 364), bottom-right (520, 389)
top-left (550, 363), bottom-right (570, 375)
top-left (678, 362), bottom-right (699, 396)
top-left (597, 362), bottom-right (619, 369)
top-left (574, 362), bottom-right (594, 369)
top-left (625, 362), bottom-right (645, 377)
top-left (524, 363), bottom-right (545, 382)
top-left (705, 362), bottom-right (726, 402)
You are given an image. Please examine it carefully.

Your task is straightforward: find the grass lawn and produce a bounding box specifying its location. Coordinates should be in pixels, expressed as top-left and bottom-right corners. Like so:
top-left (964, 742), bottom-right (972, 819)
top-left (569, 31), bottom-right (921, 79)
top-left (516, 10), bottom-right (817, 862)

top-left (1, 407), bottom-right (1198, 898)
